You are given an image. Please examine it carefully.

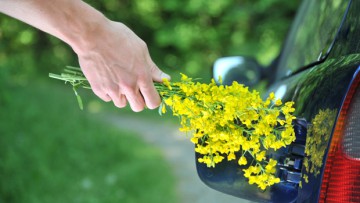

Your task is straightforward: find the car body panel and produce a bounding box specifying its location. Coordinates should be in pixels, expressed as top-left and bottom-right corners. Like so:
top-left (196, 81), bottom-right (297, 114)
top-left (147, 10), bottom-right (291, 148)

top-left (273, 54), bottom-right (360, 203)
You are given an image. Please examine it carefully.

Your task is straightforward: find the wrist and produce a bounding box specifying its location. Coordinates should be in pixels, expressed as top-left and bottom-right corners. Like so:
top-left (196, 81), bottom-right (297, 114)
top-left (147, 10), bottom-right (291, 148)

top-left (66, 12), bottom-right (110, 55)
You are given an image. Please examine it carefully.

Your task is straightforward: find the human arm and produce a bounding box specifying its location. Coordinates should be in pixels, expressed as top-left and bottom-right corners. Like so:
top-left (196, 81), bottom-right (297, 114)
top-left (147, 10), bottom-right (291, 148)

top-left (0, 0), bottom-right (170, 111)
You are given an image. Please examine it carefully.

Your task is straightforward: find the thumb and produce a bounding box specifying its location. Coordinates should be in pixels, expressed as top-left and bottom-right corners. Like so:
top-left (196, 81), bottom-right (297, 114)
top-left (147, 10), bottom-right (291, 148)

top-left (150, 63), bottom-right (171, 82)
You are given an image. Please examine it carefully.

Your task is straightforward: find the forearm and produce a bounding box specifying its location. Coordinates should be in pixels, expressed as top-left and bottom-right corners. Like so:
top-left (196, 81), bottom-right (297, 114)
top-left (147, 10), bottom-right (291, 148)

top-left (0, 0), bottom-right (109, 53)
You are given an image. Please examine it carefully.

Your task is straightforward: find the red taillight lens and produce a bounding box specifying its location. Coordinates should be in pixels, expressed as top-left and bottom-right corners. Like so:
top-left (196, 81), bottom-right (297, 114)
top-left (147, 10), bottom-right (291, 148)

top-left (320, 72), bottom-right (360, 203)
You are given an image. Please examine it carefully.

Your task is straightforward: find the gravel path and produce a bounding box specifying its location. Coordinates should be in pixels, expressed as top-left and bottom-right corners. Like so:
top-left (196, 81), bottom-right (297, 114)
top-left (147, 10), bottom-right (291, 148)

top-left (104, 114), bottom-right (253, 203)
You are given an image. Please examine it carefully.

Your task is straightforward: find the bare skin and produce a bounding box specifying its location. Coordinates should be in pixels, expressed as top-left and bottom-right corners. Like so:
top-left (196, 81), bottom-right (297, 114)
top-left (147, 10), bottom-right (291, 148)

top-left (0, 0), bottom-right (170, 112)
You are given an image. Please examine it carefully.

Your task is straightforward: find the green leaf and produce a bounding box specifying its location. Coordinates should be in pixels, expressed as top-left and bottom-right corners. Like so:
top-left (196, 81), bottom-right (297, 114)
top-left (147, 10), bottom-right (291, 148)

top-left (65, 66), bottom-right (82, 71)
top-left (72, 86), bottom-right (84, 110)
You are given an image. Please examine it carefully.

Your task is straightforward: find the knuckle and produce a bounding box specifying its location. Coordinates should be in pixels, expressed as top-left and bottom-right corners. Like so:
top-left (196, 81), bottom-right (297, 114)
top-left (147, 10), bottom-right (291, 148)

top-left (91, 86), bottom-right (111, 102)
top-left (139, 40), bottom-right (147, 49)
top-left (91, 85), bottom-right (102, 93)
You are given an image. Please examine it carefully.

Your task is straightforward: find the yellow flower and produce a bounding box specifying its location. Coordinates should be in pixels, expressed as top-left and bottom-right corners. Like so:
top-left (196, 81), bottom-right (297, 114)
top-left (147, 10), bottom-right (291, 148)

top-left (269, 92), bottom-right (275, 100)
top-left (303, 174), bottom-right (309, 183)
top-left (227, 152), bottom-right (236, 161)
top-left (180, 73), bottom-right (189, 81)
top-left (162, 78), bottom-right (172, 90)
top-left (238, 156), bottom-right (248, 165)
top-left (275, 99), bottom-right (282, 106)
top-left (242, 141), bottom-right (251, 151)
top-left (214, 154), bottom-right (224, 163)
top-left (248, 175), bottom-right (258, 185)
top-left (155, 73), bottom-right (296, 190)
top-left (256, 151), bottom-right (266, 161)
top-left (161, 104), bottom-right (166, 114)
top-left (190, 137), bottom-right (198, 144)
top-left (243, 168), bottom-right (252, 178)
top-left (282, 101), bottom-right (295, 114)
top-left (164, 98), bottom-right (173, 106)
top-left (265, 159), bottom-right (277, 173)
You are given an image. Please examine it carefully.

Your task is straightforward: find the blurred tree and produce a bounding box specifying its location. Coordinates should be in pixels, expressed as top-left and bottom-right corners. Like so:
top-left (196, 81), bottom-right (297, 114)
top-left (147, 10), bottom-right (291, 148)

top-left (0, 0), bottom-right (300, 84)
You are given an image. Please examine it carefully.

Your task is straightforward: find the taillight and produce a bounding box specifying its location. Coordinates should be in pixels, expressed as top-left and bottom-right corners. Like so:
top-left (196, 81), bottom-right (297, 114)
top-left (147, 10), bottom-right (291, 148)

top-left (320, 71), bottom-right (360, 203)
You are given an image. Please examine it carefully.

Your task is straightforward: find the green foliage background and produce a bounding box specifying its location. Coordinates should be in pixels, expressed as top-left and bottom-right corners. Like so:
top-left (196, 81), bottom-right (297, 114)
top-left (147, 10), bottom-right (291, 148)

top-left (0, 0), bottom-right (300, 84)
top-left (0, 1), bottom-right (300, 202)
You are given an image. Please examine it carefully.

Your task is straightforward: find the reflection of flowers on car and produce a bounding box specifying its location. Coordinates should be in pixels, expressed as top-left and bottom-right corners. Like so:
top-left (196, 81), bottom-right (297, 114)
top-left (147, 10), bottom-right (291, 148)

top-left (301, 109), bottom-right (337, 186)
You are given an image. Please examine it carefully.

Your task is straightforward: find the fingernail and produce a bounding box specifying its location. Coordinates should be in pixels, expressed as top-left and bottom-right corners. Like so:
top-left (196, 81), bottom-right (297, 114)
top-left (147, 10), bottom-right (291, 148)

top-left (161, 72), bottom-right (171, 80)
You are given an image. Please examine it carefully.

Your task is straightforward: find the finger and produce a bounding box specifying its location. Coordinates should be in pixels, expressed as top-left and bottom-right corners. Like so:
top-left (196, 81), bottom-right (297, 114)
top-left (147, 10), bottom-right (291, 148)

top-left (124, 89), bottom-right (145, 112)
top-left (92, 87), bottom-right (112, 102)
top-left (118, 94), bottom-right (127, 108)
top-left (140, 83), bottom-right (161, 109)
top-left (148, 61), bottom-right (171, 82)
top-left (108, 91), bottom-right (127, 108)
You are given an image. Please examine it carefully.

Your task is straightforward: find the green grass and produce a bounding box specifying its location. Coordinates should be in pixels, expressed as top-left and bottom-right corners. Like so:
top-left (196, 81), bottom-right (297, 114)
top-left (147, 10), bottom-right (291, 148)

top-left (0, 80), bottom-right (177, 203)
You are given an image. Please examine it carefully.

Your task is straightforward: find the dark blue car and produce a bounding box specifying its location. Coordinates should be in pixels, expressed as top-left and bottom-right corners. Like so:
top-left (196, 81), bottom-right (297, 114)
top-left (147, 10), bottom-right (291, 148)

top-left (197, 0), bottom-right (360, 202)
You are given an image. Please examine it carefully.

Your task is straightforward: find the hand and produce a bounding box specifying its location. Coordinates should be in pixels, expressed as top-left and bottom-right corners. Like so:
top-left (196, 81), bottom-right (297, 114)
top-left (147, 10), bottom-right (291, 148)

top-left (0, 0), bottom-right (170, 112)
top-left (76, 20), bottom-right (170, 112)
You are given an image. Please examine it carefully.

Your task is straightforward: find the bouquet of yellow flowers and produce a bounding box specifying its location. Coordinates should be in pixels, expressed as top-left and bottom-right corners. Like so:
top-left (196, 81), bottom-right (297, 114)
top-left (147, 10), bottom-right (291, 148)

top-left (50, 67), bottom-right (296, 190)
